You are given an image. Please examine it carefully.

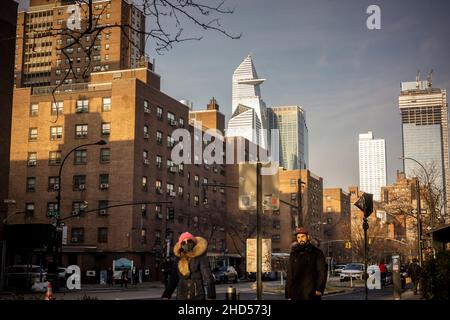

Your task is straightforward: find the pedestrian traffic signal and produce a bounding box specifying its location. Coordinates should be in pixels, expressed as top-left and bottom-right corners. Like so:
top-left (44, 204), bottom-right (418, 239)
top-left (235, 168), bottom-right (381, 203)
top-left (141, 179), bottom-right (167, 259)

top-left (354, 192), bottom-right (373, 218)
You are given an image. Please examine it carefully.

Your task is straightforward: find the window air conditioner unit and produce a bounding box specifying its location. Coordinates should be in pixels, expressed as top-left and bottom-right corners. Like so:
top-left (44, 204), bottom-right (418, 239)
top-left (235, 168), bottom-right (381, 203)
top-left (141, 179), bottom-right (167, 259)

top-left (54, 184), bottom-right (60, 190)
top-left (99, 209), bottom-right (107, 215)
top-left (144, 107), bottom-right (150, 114)
top-left (27, 160), bottom-right (37, 166)
top-left (143, 159), bottom-right (149, 165)
top-left (78, 184), bottom-right (85, 190)
top-left (71, 237), bottom-right (78, 242)
top-left (100, 183), bottom-right (109, 189)
top-left (144, 133), bottom-right (149, 139)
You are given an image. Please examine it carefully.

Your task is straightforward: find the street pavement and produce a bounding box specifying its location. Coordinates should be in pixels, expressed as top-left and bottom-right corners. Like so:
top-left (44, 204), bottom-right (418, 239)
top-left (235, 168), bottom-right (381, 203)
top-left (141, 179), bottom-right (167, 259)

top-left (0, 278), bottom-right (423, 300)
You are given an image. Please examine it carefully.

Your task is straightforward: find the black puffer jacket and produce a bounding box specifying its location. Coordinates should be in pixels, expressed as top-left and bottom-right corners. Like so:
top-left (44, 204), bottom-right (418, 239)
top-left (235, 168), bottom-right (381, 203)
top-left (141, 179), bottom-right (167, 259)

top-left (285, 242), bottom-right (327, 300)
top-left (161, 237), bottom-right (216, 300)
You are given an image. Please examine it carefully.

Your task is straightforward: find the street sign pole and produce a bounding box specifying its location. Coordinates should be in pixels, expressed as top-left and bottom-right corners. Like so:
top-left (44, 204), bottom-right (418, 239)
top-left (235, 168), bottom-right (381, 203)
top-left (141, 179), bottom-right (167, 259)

top-left (256, 162), bottom-right (262, 301)
top-left (363, 217), bottom-right (369, 301)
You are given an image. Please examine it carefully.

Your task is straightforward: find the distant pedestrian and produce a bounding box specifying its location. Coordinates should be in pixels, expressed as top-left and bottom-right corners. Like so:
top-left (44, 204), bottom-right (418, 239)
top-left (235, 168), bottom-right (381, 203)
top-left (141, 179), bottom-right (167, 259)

top-left (379, 261), bottom-right (387, 286)
top-left (407, 258), bottom-right (422, 295)
top-left (107, 267), bottom-right (113, 287)
top-left (161, 232), bottom-right (216, 300)
top-left (121, 269), bottom-right (128, 288)
top-left (285, 227), bottom-right (327, 300)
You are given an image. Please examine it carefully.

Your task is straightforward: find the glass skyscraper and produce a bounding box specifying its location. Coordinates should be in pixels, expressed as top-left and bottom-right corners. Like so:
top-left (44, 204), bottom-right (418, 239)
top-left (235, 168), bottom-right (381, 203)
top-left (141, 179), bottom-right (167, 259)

top-left (268, 106), bottom-right (308, 170)
top-left (399, 79), bottom-right (449, 215)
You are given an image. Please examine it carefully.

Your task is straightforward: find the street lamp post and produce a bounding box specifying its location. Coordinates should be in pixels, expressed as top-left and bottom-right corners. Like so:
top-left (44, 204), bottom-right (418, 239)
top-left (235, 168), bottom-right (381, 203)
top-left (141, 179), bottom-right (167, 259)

top-left (400, 156), bottom-right (434, 261)
top-left (52, 140), bottom-right (106, 289)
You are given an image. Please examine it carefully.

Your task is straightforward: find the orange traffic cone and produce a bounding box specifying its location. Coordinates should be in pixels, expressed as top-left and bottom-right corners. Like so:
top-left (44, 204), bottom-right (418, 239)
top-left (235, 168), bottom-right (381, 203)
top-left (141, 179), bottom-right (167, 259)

top-left (44, 282), bottom-right (53, 300)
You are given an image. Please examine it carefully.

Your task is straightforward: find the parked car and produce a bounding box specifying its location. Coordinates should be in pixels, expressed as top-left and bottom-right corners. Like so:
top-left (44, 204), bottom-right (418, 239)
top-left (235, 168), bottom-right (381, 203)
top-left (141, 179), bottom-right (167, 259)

top-left (213, 266), bottom-right (238, 284)
top-left (6, 265), bottom-right (47, 291)
top-left (333, 264), bottom-right (347, 276)
top-left (340, 263), bottom-right (365, 281)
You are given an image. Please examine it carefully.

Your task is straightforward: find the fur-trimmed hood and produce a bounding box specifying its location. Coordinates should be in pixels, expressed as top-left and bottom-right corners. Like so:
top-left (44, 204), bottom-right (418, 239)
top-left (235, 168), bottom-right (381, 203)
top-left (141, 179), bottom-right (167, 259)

top-left (174, 236), bottom-right (208, 278)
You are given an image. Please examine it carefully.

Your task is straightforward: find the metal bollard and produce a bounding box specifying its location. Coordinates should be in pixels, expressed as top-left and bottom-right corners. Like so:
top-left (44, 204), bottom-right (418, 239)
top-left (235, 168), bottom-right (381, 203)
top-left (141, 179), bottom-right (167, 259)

top-left (226, 286), bottom-right (237, 300)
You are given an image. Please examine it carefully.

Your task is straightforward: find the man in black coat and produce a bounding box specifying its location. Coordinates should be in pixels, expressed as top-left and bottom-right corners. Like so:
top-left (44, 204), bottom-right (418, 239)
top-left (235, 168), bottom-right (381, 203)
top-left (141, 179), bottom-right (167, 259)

top-left (285, 227), bottom-right (327, 300)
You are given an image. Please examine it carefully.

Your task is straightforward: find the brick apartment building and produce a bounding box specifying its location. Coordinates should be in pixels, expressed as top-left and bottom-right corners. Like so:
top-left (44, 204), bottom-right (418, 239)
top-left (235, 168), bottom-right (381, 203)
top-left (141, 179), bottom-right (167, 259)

top-left (15, 0), bottom-right (145, 88)
top-left (0, 0), bottom-right (18, 241)
top-left (323, 188), bottom-right (351, 263)
top-left (8, 63), bottom-right (229, 280)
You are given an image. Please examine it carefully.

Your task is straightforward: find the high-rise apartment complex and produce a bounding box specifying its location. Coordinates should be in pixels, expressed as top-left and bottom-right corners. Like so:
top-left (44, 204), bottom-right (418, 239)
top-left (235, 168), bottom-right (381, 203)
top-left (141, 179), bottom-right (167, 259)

top-left (399, 76), bottom-right (449, 215)
top-left (268, 105), bottom-right (308, 170)
top-left (358, 131), bottom-right (387, 201)
top-left (15, 0), bottom-right (145, 88)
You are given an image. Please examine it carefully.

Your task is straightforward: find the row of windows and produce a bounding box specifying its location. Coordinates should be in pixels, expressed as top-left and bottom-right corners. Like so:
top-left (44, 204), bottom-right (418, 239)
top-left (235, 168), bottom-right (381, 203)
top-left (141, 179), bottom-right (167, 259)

top-left (25, 174), bottom-right (110, 192)
top-left (26, 148), bottom-right (109, 168)
top-left (143, 100), bottom-right (185, 127)
top-left (28, 124), bottom-right (110, 141)
top-left (30, 98), bottom-right (111, 116)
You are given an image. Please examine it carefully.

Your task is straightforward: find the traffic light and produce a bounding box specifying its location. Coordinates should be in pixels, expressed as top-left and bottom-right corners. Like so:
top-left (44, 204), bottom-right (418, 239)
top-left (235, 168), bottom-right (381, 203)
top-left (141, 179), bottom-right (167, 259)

top-left (354, 192), bottom-right (373, 218)
top-left (167, 207), bottom-right (175, 221)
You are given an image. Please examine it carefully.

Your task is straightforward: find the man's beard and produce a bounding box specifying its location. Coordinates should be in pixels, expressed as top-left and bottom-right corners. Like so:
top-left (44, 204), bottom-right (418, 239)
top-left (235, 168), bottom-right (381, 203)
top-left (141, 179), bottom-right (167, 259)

top-left (298, 240), bottom-right (307, 246)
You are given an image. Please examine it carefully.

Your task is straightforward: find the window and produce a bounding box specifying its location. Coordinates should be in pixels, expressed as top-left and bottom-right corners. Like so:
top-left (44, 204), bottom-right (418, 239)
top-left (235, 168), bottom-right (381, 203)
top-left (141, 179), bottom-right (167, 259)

top-left (194, 195), bottom-right (199, 206)
top-left (326, 195), bottom-right (331, 201)
top-left (50, 126), bottom-right (63, 140)
top-left (203, 178), bottom-right (208, 187)
top-left (167, 183), bottom-right (174, 196)
top-left (51, 102), bottom-right (63, 115)
top-left (25, 203), bottom-right (35, 215)
top-left (142, 176), bottom-right (148, 191)
top-left (71, 228), bottom-right (84, 243)
top-left (273, 220), bottom-right (281, 229)
top-left (156, 155), bottom-right (162, 169)
top-left (26, 177), bottom-right (36, 192)
top-left (179, 117), bottom-right (184, 127)
top-left (74, 149), bottom-right (87, 164)
top-left (97, 200), bottom-right (108, 216)
top-left (75, 124), bottom-right (88, 138)
top-left (47, 202), bottom-right (59, 217)
top-left (143, 125), bottom-right (149, 138)
top-left (29, 128), bottom-right (38, 141)
top-left (76, 99), bottom-right (89, 113)
top-left (99, 148), bottom-right (110, 163)
top-left (327, 217), bottom-right (333, 224)
top-left (27, 152), bottom-right (37, 166)
top-left (73, 175), bottom-right (86, 190)
top-left (167, 112), bottom-right (175, 125)
top-left (105, 54), bottom-right (109, 61)
top-left (291, 193), bottom-right (297, 201)
top-left (99, 174), bottom-right (109, 188)
top-left (72, 201), bottom-right (87, 217)
top-left (97, 228), bottom-right (108, 243)
top-left (140, 228), bottom-right (147, 244)
top-left (141, 203), bottom-right (147, 217)
top-left (178, 163), bottom-right (184, 174)
top-left (144, 100), bottom-right (150, 113)
top-left (30, 103), bottom-right (39, 116)
top-left (178, 185), bottom-right (184, 197)
top-left (156, 180), bottom-right (162, 194)
top-left (155, 204), bottom-right (162, 219)
top-left (102, 97), bottom-right (111, 111)
top-left (143, 150), bottom-right (149, 165)
top-left (156, 131), bottom-right (163, 144)
top-left (49, 151), bottom-right (61, 165)
top-left (326, 207), bottom-right (332, 212)
top-left (48, 176), bottom-right (60, 191)
top-left (155, 230), bottom-right (161, 245)
top-left (167, 136), bottom-right (174, 148)
top-left (194, 175), bottom-right (199, 186)
top-left (156, 106), bottom-right (163, 120)
top-left (101, 123), bottom-right (111, 135)
top-left (167, 159), bottom-right (174, 172)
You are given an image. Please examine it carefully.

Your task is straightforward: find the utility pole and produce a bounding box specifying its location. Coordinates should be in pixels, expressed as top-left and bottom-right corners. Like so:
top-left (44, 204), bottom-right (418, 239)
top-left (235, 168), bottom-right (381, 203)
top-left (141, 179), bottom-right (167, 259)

top-left (256, 162), bottom-right (262, 300)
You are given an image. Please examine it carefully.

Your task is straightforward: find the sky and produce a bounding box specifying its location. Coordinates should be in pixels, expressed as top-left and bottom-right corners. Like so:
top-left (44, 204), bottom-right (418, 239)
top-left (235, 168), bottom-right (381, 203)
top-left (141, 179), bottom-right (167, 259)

top-left (17, 0), bottom-right (450, 190)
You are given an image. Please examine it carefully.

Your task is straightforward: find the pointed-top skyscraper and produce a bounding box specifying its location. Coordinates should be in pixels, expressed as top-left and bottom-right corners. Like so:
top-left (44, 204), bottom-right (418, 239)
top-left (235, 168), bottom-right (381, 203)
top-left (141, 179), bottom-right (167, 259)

top-left (227, 55), bottom-right (268, 149)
